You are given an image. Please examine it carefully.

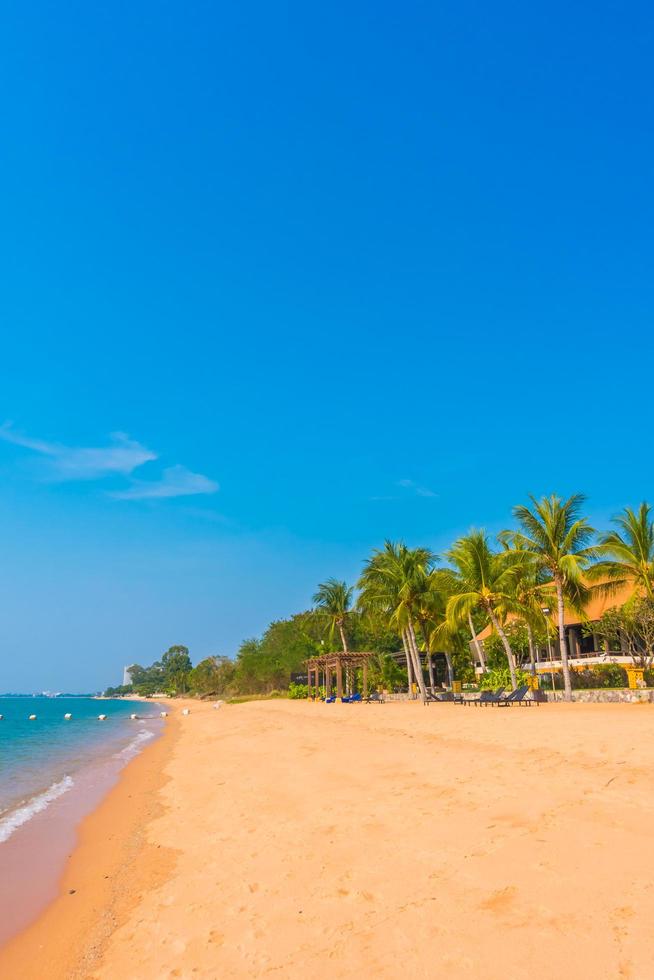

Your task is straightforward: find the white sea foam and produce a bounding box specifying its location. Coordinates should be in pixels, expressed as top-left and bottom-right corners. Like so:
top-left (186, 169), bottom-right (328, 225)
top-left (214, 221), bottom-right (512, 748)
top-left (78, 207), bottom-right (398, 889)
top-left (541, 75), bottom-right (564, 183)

top-left (113, 728), bottom-right (155, 761)
top-left (0, 775), bottom-right (74, 844)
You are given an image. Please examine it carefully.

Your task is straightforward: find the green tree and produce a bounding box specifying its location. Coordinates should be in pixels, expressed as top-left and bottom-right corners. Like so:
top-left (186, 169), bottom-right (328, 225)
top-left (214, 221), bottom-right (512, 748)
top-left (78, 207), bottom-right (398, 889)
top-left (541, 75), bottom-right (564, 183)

top-left (417, 568), bottom-right (472, 689)
top-left (358, 541), bottom-right (434, 699)
top-left (592, 502), bottom-right (654, 599)
top-left (312, 579), bottom-right (354, 653)
top-left (446, 531), bottom-right (522, 689)
top-left (188, 656), bottom-right (236, 696)
top-left (511, 493), bottom-right (596, 701)
top-left (161, 645), bottom-right (193, 694)
top-left (233, 613), bottom-right (321, 694)
top-left (586, 598), bottom-right (654, 671)
top-left (129, 661), bottom-right (166, 696)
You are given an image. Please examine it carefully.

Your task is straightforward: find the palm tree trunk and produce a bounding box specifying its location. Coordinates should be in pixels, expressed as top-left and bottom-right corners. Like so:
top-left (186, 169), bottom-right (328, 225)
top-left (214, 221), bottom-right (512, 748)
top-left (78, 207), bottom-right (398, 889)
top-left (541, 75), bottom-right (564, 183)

top-left (401, 630), bottom-right (414, 690)
top-left (526, 622), bottom-right (536, 676)
top-left (338, 621), bottom-right (348, 654)
top-left (555, 579), bottom-right (572, 701)
top-left (487, 607), bottom-right (518, 689)
top-left (407, 619), bottom-right (427, 699)
top-left (420, 618), bottom-right (435, 691)
top-left (468, 611), bottom-right (486, 672)
top-left (444, 651), bottom-right (454, 687)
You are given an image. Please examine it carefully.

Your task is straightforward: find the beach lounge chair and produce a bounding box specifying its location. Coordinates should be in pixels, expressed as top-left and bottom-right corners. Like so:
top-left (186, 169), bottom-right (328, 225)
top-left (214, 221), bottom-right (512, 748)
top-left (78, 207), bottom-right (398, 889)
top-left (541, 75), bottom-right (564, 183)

top-left (423, 691), bottom-right (454, 705)
top-left (342, 692), bottom-right (362, 703)
top-left (492, 685), bottom-right (529, 707)
top-left (468, 687), bottom-right (504, 707)
top-left (365, 691), bottom-right (385, 703)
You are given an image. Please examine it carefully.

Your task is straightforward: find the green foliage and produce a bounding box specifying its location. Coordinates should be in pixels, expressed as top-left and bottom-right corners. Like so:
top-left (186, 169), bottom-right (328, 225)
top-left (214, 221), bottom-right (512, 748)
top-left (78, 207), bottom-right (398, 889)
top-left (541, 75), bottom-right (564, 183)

top-left (585, 598), bottom-right (654, 669)
top-left (479, 666), bottom-right (531, 691)
top-left (540, 664), bottom-right (628, 690)
top-left (161, 645), bottom-right (193, 694)
top-left (365, 652), bottom-right (407, 691)
top-left (593, 503), bottom-right (654, 599)
top-left (231, 607), bottom-right (403, 696)
top-left (288, 682), bottom-right (309, 699)
top-left (188, 656), bottom-right (236, 696)
top-left (233, 614), bottom-right (319, 694)
top-left (103, 684), bottom-right (134, 697)
top-left (313, 579), bottom-right (353, 650)
top-left (125, 645), bottom-right (194, 696)
top-left (483, 622), bottom-right (545, 669)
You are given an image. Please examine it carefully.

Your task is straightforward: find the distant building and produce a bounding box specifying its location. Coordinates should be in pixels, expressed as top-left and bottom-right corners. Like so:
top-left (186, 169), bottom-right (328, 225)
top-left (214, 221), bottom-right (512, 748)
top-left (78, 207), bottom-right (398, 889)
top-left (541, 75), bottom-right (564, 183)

top-left (122, 665), bottom-right (136, 686)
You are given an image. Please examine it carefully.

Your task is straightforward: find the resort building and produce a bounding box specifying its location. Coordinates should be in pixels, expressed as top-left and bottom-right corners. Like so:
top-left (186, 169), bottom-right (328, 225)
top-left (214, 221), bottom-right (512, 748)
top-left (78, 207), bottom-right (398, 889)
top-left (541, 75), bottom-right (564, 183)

top-left (474, 582), bottom-right (635, 675)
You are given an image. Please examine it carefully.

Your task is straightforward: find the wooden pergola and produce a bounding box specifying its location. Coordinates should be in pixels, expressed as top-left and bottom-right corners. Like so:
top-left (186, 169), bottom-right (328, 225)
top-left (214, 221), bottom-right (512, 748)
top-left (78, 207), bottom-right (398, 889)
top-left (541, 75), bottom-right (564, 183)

top-left (305, 651), bottom-right (375, 700)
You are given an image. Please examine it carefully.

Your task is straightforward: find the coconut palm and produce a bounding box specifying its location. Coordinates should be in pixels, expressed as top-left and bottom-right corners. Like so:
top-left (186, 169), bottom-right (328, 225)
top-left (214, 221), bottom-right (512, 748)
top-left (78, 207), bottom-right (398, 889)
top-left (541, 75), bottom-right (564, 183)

top-left (414, 569), bottom-right (447, 689)
top-left (591, 502), bottom-right (654, 599)
top-left (498, 538), bottom-right (554, 674)
top-left (421, 568), bottom-right (470, 688)
top-left (446, 531), bottom-right (522, 689)
top-left (357, 541), bottom-right (433, 699)
top-left (510, 494), bottom-right (596, 701)
top-left (312, 578), bottom-right (353, 653)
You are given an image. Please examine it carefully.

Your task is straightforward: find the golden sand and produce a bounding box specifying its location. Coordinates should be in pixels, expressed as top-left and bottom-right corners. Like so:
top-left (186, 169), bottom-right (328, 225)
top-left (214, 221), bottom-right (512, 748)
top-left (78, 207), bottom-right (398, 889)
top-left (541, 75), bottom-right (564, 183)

top-left (2, 698), bottom-right (654, 979)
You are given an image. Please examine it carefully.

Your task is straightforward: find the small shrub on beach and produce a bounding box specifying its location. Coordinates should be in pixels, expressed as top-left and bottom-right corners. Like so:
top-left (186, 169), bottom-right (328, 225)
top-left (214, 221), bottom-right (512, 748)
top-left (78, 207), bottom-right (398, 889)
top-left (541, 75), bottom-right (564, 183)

top-left (288, 683), bottom-right (309, 699)
top-left (479, 667), bottom-right (531, 691)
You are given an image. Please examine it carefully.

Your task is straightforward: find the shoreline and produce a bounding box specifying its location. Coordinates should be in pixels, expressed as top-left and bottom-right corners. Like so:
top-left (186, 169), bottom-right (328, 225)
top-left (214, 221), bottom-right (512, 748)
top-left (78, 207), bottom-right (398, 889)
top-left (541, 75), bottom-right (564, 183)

top-left (0, 701), bottom-right (183, 979)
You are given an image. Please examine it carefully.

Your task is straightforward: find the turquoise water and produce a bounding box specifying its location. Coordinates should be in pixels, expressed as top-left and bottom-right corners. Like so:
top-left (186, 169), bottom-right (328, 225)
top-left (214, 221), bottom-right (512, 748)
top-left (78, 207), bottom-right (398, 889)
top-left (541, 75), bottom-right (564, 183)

top-left (0, 697), bottom-right (163, 842)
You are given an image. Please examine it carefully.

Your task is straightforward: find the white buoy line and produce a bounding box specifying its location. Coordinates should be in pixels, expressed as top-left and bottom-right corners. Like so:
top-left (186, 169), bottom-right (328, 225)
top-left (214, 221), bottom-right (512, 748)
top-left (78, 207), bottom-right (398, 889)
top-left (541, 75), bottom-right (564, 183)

top-left (2, 713), bottom-right (166, 722)
top-left (0, 707), bottom-right (177, 722)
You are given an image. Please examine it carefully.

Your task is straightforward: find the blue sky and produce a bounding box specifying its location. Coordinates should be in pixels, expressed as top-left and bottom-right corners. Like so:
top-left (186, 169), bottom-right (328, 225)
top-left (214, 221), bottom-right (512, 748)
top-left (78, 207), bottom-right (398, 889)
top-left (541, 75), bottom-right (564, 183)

top-left (1, 0), bottom-right (653, 690)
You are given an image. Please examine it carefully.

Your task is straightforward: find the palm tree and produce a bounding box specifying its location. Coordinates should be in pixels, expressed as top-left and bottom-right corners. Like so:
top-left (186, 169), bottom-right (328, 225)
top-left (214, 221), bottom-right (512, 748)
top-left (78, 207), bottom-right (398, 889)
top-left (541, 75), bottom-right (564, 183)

top-left (446, 531), bottom-right (522, 689)
top-left (415, 569), bottom-right (446, 690)
top-left (421, 568), bottom-right (469, 688)
top-left (313, 578), bottom-right (353, 653)
top-left (592, 502), bottom-right (654, 599)
top-left (498, 538), bottom-right (554, 675)
top-left (511, 494), bottom-right (596, 701)
top-left (357, 541), bottom-right (433, 699)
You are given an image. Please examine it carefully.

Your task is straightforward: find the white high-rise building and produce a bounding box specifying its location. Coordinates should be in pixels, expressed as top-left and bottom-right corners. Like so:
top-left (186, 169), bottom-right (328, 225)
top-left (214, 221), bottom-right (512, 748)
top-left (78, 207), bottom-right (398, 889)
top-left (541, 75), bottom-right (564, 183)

top-left (122, 665), bottom-right (136, 686)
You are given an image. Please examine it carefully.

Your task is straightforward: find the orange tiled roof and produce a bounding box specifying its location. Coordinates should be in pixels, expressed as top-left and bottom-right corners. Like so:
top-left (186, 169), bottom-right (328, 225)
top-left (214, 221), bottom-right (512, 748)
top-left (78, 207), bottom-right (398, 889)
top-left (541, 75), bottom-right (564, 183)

top-left (476, 579), bottom-right (636, 641)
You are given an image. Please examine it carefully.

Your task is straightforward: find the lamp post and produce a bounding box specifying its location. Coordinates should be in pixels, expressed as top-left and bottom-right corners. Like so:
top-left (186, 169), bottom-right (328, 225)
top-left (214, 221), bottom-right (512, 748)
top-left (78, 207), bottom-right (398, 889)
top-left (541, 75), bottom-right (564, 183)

top-left (542, 606), bottom-right (556, 700)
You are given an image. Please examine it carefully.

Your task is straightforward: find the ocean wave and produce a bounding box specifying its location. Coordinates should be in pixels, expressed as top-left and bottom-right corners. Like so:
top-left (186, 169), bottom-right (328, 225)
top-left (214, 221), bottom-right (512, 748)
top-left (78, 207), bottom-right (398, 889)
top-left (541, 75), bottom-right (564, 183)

top-left (0, 775), bottom-right (74, 844)
top-left (113, 728), bottom-right (155, 761)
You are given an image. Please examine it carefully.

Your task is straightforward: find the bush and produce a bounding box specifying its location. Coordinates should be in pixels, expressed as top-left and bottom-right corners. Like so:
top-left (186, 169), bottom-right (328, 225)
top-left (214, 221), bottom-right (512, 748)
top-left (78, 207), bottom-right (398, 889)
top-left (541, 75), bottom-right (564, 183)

top-left (288, 683), bottom-right (308, 699)
top-left (479, 667), bottom-right (531, 691)
top-left (540, 664), bottom-right (629, 690)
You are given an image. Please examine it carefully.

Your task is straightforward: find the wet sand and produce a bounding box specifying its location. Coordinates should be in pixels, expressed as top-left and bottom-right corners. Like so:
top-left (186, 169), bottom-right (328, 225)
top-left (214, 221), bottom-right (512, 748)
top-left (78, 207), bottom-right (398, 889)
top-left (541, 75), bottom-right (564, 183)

top-left (2, 698), bottom-right (654, 979)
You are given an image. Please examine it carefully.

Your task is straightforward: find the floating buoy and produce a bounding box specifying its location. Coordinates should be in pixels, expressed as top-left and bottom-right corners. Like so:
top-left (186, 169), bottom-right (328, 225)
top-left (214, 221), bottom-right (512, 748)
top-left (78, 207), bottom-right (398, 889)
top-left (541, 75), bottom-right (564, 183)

top-left (160, 711), bottom-right (168, 717)
top-left (29, 714), bottom-right (37, 720)
top-left (129, 713), bottom-right (139, 720)
top-left (98, 714), bottom-right (107, 721)
top-left (64, 713), bottom-right (72, 720)
top-left (181, 708), bottom-right (190, 716)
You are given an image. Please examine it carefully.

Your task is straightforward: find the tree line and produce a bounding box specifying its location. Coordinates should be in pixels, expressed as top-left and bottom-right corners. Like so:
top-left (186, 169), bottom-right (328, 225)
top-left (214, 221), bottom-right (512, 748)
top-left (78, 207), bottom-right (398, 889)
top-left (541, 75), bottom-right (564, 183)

top-left (105, 494), bottom-right (654, 703)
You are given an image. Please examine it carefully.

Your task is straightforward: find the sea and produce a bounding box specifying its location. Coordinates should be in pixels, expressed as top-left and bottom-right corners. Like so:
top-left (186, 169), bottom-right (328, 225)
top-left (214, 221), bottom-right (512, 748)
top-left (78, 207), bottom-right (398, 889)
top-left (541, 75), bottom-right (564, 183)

top-left (0, 696), bottom-right (165, 943)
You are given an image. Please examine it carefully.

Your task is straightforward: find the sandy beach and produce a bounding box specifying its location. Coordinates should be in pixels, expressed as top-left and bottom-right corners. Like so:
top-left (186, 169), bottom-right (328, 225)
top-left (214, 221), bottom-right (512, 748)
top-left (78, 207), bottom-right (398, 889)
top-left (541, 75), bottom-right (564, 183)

top-left (2, 698), bottom-right (654, 979)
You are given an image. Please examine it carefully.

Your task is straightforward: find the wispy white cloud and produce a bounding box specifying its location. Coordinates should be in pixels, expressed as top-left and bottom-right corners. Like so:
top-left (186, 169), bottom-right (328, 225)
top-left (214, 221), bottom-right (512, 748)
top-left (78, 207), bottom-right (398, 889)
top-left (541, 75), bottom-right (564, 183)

top-left (112, 465), bottom-right (219, 500)
top-left (0, 422), bottom-right (219, 503)
top-left (0, 423), bottom-right (156, 480)
top-left (397, 479), bottom-right (438, 499)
